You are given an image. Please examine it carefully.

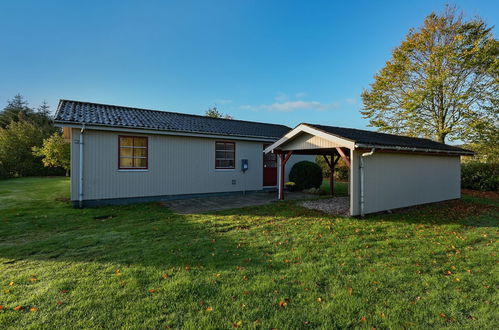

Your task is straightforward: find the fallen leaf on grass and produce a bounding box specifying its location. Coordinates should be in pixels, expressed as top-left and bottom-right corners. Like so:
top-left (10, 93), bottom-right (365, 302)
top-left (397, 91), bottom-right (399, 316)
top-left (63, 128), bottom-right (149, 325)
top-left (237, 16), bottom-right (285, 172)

top-left (0, 305), bottom-right (3, 310)
top-left (232, 321), bottom-right (242, 328)
top-left (30, 277), bottom-right (37, 282)
top-left (162, 273), bottom-right (170, 279)
top-left (279, 300), bottom-right (288, 308)
top-left (115, 269), bottom-right (122, 276)
top-left (14, 305), bottom-right (23, 311)
top-left (316, 297), bottom-right (322, 302)
top-left (148, 289), bottom-right (156, 293)
top-left (348, 287), bottom-right (353, 296)
top-left (206, 306), bottom-right (214, 312)
top-left (60, 289), bottom-right (70, 294)
top-left (57, 301), bottom-right (64, 305)
top-left (9, 282), bottom-right (14, 286)
top-left (29, 307), bottom-right (38, 312)
top-left (360, 316), bottom-right (366, 322)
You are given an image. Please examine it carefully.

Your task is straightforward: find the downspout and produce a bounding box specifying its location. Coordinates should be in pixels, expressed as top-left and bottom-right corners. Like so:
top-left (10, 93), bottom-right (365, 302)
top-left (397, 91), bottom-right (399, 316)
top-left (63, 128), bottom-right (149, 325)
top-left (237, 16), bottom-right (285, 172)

top-left (78, 124), bottom-right (85, 208)
top-left (360, 148), bottom-right (375, 217)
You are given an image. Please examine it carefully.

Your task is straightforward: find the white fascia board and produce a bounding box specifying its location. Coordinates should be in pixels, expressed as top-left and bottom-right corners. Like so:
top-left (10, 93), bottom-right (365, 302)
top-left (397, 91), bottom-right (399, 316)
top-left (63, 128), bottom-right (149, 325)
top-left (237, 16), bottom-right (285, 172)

top-left (55, 123), bottom-right (278, 143)
top-left (264, 123), bottom-right (355, 153)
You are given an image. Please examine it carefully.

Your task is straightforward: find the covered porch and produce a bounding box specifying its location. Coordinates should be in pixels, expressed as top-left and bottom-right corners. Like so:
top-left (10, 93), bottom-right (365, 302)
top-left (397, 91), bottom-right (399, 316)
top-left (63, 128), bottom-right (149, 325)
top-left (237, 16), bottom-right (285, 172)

top-left (264, 124), bottom-right (355, 214)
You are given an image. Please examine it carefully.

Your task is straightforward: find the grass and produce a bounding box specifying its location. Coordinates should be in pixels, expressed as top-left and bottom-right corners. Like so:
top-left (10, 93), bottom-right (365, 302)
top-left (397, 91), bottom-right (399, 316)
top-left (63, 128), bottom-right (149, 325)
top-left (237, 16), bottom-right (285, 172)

top-left (0, 177), bottom-right (498, 329)
top-left (319, 179), bottom-right (349, 196)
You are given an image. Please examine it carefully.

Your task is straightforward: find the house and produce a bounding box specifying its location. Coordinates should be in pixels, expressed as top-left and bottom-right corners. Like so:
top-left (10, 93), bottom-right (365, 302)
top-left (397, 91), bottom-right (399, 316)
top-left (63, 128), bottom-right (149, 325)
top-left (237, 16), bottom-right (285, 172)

top-left (54, 100), bottom-right (312, 207)
top-left (55, 100), bottom-right (473, 215)
top-left (264, 123), bottom-right (473, 216)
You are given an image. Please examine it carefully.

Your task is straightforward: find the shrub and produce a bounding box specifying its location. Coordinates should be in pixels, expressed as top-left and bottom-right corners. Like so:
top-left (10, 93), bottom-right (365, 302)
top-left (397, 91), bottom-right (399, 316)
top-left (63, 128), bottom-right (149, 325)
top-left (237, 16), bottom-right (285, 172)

top-left (461, 162), bottom-right (499, 191)
top-left (335, 166), bottom-right (349, 181)
top-left (289, 161), bottom-right (323, 190)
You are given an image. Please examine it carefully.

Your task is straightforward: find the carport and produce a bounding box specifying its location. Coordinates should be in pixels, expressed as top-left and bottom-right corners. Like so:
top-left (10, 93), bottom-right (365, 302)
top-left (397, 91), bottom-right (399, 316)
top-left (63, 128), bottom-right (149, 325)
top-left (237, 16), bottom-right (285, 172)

top-left (264, 123), bottom-right (473, 216)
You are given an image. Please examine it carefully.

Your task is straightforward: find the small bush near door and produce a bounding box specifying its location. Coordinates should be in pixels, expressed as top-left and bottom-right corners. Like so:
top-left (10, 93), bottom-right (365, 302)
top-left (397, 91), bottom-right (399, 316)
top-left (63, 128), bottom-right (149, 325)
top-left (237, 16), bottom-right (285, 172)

top-left (289, 161), bottom-right (323, 190)
top-left (461, 162), bottom-right (499, 191)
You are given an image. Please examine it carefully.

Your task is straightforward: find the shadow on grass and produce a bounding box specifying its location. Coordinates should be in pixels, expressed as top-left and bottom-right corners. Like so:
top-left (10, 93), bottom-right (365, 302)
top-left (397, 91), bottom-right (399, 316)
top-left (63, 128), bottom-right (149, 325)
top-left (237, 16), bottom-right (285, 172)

top-left (0, 201), bottom-right (268, 271)
top-left (363, 198), bottom-right (499, 228)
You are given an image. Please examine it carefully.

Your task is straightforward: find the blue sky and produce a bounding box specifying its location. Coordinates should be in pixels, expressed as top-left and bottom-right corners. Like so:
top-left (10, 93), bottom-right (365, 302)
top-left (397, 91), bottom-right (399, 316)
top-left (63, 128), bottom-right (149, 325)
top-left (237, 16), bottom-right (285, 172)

top-left (1, 0), bottom-right (497, 129)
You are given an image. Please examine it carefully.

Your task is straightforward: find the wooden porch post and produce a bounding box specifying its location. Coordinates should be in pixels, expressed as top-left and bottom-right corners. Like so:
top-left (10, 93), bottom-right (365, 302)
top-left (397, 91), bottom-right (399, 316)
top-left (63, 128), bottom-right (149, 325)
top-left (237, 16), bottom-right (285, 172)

top-left (323, 154), bottom-right (341, 196)
top-left (279, 151), bottom-right (293, 200)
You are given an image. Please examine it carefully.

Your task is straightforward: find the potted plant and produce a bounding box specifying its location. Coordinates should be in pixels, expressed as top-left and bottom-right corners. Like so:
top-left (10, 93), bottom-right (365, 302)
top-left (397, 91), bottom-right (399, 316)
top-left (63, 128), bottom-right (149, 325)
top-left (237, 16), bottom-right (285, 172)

top-left (285, 181), bottom-right (297, 192)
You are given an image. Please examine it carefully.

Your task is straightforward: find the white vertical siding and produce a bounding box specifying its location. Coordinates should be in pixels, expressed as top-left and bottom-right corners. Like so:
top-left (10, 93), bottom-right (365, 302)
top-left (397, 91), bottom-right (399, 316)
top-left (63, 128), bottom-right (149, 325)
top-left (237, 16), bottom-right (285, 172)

top-left (350, 150), bottom-right (461, 216)
top-left (71, 129), bottom-right (269, 201)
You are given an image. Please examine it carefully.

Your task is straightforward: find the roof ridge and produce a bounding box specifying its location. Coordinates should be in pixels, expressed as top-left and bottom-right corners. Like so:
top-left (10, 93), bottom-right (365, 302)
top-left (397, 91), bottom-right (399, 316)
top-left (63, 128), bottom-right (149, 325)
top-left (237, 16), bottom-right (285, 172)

top-left (58, 99), bottom-right (291, 129)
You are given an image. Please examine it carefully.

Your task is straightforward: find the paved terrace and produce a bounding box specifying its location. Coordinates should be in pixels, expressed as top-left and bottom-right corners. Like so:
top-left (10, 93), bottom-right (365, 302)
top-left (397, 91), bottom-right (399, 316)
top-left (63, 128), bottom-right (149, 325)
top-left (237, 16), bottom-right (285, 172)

top-left (161, 191), bottom-right (318, 214)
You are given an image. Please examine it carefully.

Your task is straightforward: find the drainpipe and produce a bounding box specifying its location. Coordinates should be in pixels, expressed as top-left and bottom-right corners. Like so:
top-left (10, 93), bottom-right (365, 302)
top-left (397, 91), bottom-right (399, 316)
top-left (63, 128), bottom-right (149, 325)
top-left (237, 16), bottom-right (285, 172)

top-left (78, 124), bottom-right (85, 208)
top-left (360, 148), bottom-right (375, 217)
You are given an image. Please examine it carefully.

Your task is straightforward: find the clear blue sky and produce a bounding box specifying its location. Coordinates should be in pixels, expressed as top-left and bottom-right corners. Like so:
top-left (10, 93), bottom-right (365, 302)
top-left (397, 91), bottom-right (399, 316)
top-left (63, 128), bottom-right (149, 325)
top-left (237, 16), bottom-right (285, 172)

top-left (1, 0), bottom-right (497, 129)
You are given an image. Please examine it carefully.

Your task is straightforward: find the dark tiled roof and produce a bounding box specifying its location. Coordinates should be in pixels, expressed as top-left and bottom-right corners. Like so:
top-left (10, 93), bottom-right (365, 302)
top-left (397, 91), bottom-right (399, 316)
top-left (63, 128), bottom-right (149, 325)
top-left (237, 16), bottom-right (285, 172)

top-left (54, 100), bottom-right (290, 140)
top-left (306, 123), bottom-right (473, 155)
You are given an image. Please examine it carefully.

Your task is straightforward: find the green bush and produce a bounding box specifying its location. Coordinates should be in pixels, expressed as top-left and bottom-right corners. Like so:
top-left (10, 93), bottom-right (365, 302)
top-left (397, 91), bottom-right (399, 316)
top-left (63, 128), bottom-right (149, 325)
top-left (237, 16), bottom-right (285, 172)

top-left (289, 161), bottom-right (323, 190)
top-left (461, 162), bottom-right (499, 191)
top-left (335, 166), bottom-right (349, 180)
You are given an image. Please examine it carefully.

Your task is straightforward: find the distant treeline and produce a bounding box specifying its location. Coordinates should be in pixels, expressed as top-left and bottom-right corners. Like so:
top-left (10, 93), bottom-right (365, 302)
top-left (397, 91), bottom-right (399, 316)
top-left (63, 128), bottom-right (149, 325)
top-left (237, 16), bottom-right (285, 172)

top-left (0, 94), bottom-right (66, 179)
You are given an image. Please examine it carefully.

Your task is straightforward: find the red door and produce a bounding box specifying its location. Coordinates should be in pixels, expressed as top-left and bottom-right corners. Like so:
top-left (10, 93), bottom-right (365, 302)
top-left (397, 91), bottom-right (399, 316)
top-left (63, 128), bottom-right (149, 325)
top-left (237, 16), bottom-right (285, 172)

top-left (263, 144), bottom-right (277, 186)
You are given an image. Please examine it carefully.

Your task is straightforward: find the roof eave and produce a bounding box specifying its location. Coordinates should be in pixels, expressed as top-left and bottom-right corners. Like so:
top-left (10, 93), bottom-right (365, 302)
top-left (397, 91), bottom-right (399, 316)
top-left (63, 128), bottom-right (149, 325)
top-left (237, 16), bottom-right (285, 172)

top-left (54, 121), bottom-right (281, 142)
top-left (354, 143), bottom-right (475, 156)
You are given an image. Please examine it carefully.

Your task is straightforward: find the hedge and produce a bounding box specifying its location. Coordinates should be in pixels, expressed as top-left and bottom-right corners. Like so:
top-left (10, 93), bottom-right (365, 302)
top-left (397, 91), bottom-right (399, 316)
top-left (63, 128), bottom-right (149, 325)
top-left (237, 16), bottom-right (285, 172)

top-left (461, 162), bottom-right (498, 191)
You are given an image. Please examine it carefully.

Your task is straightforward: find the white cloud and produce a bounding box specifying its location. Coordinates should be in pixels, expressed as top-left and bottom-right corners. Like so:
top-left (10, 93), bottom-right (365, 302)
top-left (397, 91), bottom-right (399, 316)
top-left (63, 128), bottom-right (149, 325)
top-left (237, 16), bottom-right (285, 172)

top-left (295, 92), bottom-right (307, 98)
top-left (240, 100), bottom-right (339, 112)
top-left (274, 92), bottom-right (288, 102)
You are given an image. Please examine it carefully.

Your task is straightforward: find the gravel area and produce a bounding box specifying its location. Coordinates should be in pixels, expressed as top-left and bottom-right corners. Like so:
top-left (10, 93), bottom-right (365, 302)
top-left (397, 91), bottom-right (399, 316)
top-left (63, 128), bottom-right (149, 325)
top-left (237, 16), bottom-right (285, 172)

top-left (300, 197), bottom-right (350, 216)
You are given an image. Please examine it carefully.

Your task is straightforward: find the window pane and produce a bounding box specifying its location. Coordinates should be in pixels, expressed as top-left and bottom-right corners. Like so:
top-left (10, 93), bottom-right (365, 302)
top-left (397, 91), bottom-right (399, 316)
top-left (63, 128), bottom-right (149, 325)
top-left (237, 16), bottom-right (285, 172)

top-left (134, 158), bottom-right (147, 168)
top-left (227, 160), bottom-right (234, 168)
top-left (225, 143), bottom-right (234, 151)
top-left (215, 159), bottom-right (223, 168)
top-left (226, 151), bottom-right (235, 160)
top-left (120, 147), bottom-right (133, 157)
top-left (215, 151), bottom-right (225, 159)
top-left (134, 148), bottom-right (147, 157)
top-left (120, 137), bottom-right (133, 147)
top-left (120, 157), bottom-right (133, 167)
top-left (134, 137), bottom-right (147, 147)
top-left (215, 142), bottom-right (225, 150)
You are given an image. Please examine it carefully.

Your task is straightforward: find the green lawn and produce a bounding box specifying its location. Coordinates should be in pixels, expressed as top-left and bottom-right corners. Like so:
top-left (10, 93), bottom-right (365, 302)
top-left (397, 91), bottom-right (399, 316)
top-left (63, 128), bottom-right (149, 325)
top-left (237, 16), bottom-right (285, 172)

top-left (0, 177), bottom-right (497, 329)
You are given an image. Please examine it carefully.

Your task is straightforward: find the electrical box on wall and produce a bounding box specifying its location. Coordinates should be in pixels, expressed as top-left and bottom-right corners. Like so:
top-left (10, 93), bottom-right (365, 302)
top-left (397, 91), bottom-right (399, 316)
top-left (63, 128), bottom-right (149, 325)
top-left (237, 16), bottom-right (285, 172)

top-left (241, 159), bottom-right (248, 172)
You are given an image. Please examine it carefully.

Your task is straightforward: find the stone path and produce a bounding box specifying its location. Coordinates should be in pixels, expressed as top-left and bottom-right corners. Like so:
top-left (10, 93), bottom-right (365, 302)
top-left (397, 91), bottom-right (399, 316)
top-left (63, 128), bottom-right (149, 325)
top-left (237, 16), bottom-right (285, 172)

top-left (161, 191), bottom-right (316, 214)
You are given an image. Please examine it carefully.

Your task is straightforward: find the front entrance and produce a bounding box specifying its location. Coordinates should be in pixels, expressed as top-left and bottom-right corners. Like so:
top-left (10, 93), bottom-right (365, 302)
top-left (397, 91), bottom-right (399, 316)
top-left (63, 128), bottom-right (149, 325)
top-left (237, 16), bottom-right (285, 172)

top-left (263, 144), bottom-right (277, 186)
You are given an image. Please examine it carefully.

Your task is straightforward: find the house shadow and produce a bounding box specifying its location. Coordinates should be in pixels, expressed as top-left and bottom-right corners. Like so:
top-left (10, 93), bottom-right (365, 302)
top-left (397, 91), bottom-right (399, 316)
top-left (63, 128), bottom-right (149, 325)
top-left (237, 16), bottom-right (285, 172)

top-left (361, 198), bottom-right (499, 228)
top-left (0, 201), bottom-right (270, 272)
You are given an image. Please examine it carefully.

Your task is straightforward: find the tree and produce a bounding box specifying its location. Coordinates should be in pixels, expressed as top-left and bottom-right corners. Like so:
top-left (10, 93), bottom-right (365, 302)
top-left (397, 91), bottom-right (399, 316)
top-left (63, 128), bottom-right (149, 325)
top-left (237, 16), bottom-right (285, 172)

top-left (0, 94), bottom-right (34, 128)
top-left (205, 106), bottom-right (233, 119)
top-left (32, 132), bottom-right (70, 176)
top-left (0, 120), bottom-right (47, 177)
top-left (361, 6), bottom-right (498, 143)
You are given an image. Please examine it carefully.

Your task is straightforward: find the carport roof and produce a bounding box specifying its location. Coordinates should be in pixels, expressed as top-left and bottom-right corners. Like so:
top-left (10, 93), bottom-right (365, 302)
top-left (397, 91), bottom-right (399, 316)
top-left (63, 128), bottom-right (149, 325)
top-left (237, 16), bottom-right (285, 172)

top-left (306, 124), bottom-right (473, 154)
top-left (265, 123), bottom-right (474, 155)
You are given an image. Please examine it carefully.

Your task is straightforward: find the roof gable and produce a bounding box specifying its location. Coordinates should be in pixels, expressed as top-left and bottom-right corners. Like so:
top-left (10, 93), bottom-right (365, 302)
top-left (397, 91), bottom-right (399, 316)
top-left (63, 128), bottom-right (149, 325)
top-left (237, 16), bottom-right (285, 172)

top-left (54, 100), bottom-right (290, 140)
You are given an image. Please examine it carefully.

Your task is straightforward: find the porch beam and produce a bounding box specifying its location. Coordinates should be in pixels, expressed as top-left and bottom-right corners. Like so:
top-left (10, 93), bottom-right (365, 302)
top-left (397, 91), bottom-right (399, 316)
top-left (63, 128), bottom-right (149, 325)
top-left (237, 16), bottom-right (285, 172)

top-left (335, 147), bottom-right (351, 168)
